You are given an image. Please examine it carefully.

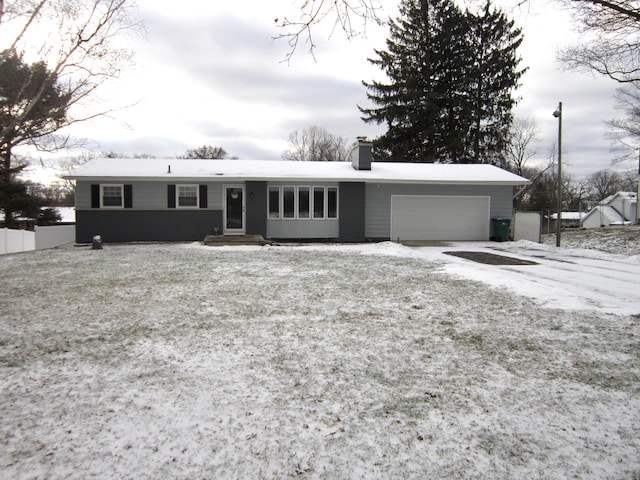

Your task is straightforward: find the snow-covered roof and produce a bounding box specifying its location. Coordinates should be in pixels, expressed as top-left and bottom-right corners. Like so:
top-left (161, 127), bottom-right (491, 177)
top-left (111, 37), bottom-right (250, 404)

top-left (601, 191), bottom-right (637, 204)
top-left (550, 212), bottom-right (585, 220)
top-left (64, 158), bottom-right (530, 186)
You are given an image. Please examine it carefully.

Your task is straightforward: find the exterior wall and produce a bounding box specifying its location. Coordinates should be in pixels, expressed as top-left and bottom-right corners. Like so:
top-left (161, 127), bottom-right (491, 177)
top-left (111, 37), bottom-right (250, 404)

top-left (75, 180), bottom-right (224, 242)
top-left (582, 206), bottom-right (625, 228)
top-left (513, 211), bottom-right (541, 243)
top-left (76, 210), bottom-right (222, 243)
top-left (582, 211), bottom-right (601, 229)
top-left (365, 183), bottom-right (513, 239)
top-left (75, 181), bottom-right (223, 210)
top-left (266, 181), bottom-right (340, 240)
top-left (607, 194), bottom-right (636, 222)
top-left (75, 180), bottom-right (516, 243)
top-left (267, 219), bottom-right (339, 239)
top-left (339, 182), bottom-right (366, 242)
top-left (609, 196), bottom-right (625, 219)
top-left (246, 181), bottom-right (267, 236)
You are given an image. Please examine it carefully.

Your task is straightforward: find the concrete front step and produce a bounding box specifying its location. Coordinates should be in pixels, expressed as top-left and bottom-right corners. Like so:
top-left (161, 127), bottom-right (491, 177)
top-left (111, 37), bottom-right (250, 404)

top-left (203, 235), bottom-right (273, 246)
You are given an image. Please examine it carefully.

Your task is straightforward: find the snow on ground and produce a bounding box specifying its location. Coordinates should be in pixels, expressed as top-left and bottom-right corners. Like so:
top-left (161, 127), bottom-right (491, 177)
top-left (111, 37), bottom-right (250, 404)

top-left (1, 231), bottom-right (639, 479)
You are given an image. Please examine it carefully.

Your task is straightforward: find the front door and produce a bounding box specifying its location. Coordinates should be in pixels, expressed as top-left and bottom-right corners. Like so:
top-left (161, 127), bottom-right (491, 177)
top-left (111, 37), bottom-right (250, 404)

top-left (224, 185), bottom-right (245, 235)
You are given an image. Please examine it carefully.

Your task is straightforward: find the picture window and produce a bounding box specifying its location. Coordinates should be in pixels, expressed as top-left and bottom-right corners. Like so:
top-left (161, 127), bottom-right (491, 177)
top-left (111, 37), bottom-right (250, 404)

top-left (267, 185), bottom-right (339, 220)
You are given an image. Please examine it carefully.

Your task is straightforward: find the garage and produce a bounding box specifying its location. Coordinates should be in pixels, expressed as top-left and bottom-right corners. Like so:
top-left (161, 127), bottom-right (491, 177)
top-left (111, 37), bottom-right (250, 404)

top-left (390, 195), bottom-right (490, 241)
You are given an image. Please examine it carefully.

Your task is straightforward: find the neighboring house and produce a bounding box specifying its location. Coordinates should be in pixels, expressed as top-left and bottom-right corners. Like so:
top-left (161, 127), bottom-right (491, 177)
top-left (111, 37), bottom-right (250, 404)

top-left (549, 212), bottom-right (586, 228)
top-left (64, 141), bottom-right (529, 244)
top-left (582, 191), bottom-right (638, 228)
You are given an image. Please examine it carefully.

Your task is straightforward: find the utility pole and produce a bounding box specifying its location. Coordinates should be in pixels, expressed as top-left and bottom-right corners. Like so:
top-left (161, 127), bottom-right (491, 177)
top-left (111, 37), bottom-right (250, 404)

top-left (553, 102), bottom-right (562, 247)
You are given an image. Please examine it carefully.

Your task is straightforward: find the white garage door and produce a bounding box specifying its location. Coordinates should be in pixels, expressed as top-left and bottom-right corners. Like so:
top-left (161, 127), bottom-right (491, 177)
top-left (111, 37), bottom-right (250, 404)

top-left (391, 195), bottom-right (490, 241)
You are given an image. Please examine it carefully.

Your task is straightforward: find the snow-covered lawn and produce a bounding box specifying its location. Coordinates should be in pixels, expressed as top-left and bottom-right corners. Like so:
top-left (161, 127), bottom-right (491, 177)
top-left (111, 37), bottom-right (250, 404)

top-left (1, 232), bottom-right (640, 479)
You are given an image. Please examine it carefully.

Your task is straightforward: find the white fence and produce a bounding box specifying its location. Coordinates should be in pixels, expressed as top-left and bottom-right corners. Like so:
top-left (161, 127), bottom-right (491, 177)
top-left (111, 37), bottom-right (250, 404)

top-left (513, 211), bottom-right (541, 243)
top-left (1, 225), bottom-right (75, 255)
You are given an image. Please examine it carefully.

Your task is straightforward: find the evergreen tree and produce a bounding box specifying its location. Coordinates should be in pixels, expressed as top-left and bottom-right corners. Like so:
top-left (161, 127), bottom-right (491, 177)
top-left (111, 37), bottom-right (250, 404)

top-left (0, 50), bottom-right (69, 227)
top-left (360, 0), bottom-right (524, 164)
top-left (465, 2), bottom-right (525, 165)
top-left (360, 0), bottom-right (466, 162)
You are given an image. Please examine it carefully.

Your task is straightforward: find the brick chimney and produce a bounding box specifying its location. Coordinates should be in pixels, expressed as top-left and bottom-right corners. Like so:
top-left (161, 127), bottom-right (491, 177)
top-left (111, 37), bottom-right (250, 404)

top-left (350, 137), bottom-right (372, 171)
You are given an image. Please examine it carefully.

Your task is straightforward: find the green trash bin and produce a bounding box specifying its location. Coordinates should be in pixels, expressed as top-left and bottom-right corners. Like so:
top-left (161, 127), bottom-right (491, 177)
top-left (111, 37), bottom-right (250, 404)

top-left (491, 218), bottom-right (511, 242)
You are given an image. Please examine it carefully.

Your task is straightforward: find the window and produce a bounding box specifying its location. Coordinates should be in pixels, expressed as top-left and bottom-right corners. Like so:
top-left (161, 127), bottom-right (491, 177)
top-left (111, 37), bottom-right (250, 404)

top-left (327, 187), bottom-right (338, 218)
top-left (267, 185), bottom-right (339, 220)
top-left (298, 187), bottom-right (310, 219)
top-left (313, 187), bottom-right (324, 219)
top-left (101, 184), bottom-right (123, 208)
top-left (268, 187), bottom-right (280, 218)
top-left (283, 187), bottom-right (295, 218)
top-left (177, 185), bottom-right (198, 208)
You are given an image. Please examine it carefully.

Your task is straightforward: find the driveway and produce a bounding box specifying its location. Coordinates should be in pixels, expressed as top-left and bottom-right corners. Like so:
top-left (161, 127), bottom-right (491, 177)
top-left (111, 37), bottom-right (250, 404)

top-left (425, 241), bottom-right (640, 316)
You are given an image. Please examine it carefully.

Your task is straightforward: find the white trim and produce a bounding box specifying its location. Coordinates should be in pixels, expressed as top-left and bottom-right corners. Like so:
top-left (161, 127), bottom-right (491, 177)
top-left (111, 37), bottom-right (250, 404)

top-left (176, 184), bottom-right (199, 209)
top-left (223, 185), bottom-right (245, 235)
top-left (298, 186), bottom-right (311, 220)
top-left (268, 186), bottom-right (281, 219)
top-left (282, 186), bottom-right (296, 219)
top-left (267, 185), bottom-right (339, 221)
top-left (100, 184), bottom-right (124, 208)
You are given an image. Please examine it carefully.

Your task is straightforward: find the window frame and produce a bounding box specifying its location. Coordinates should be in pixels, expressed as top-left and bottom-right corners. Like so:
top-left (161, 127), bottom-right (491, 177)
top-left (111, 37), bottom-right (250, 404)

top-left (100, 184), bottom-right (124, 208)
top-left (327, 186), bottom-right (338, 219)
top-left (268, 186), bottom-right (281, 219)
top-left (267, 185), bottom-right (339, 220)
top-left (312, 186), bottom-right (325, 219)
top-left (282, 186), bottom-right (296, 219)
top-left (176, 184), bottom-right (199, 209)
top-left (298, 186), bottom-right (310, 220)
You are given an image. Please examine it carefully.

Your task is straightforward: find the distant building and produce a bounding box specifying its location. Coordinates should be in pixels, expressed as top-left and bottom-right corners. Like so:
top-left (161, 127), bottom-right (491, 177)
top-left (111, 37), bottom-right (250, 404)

top-left (582, 192), bottom-right (637, 228)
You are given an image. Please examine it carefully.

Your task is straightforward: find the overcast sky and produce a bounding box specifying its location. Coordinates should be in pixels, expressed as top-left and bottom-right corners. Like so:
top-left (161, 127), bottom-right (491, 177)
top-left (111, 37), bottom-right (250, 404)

top-left (46, 0), bottom-right (635, 180)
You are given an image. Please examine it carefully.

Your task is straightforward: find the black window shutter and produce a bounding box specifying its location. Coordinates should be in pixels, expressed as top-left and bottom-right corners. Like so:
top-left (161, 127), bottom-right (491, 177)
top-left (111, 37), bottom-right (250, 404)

top-left (124, 185), bottom-right (133, 208)
top-left (199, 185), bottom-right (208, 208)
top-left (91, 184), bottom-right (100, 208)
top-left (167, 185), bottom-right (176, 208)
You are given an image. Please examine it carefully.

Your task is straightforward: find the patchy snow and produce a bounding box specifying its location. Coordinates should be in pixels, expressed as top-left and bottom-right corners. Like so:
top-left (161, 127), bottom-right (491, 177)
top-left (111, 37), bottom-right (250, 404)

top-left (1, 233), bottom-right (639, 479)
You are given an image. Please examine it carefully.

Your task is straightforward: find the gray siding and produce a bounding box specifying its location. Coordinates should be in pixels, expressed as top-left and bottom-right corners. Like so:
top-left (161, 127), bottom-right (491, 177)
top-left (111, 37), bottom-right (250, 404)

top-left (76, 210), bottom-right (222, 243)
top-left (339, 182), bottom-right (365, 242)
top-left (75, 181), bottom-right (223, 210)
top-left (246, 181), bottom-right (267, 236)
top-left (265, 181), bottom-right (340, 240)
top-left (74, 180), bottom-right (514, 242)
top-left (365, 183), bottom-right (513, 239)
top-left (267, 220), bottom-right (339, 239)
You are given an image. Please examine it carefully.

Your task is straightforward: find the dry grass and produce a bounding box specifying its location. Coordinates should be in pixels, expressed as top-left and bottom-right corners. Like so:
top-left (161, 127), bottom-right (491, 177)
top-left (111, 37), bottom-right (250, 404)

top-left (1, 242), bottom-right (639, 479)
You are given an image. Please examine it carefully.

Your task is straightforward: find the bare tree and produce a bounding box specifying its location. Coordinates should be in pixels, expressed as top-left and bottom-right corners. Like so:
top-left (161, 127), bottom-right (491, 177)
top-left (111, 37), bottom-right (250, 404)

top-left (606, 82), bottom-right (640, 169)
top-left (556, 0), bottom-right (640, 83)
top-left (181, 145), bottom-right (228, 159)
top-left (0, 1), bottom-right (140, 226)
top-left (0, 0), bottom-right (141, 159)
top-left (585, 168), bottom-right (624, 201)
top-left (276, 1), bottom-right (639, 71)
top-left (282, 126), bottom-right (349, 161)
top-left (274, 0), bottom-right (384, 62)
top-left (506, 116), bottom-right (540, 175)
